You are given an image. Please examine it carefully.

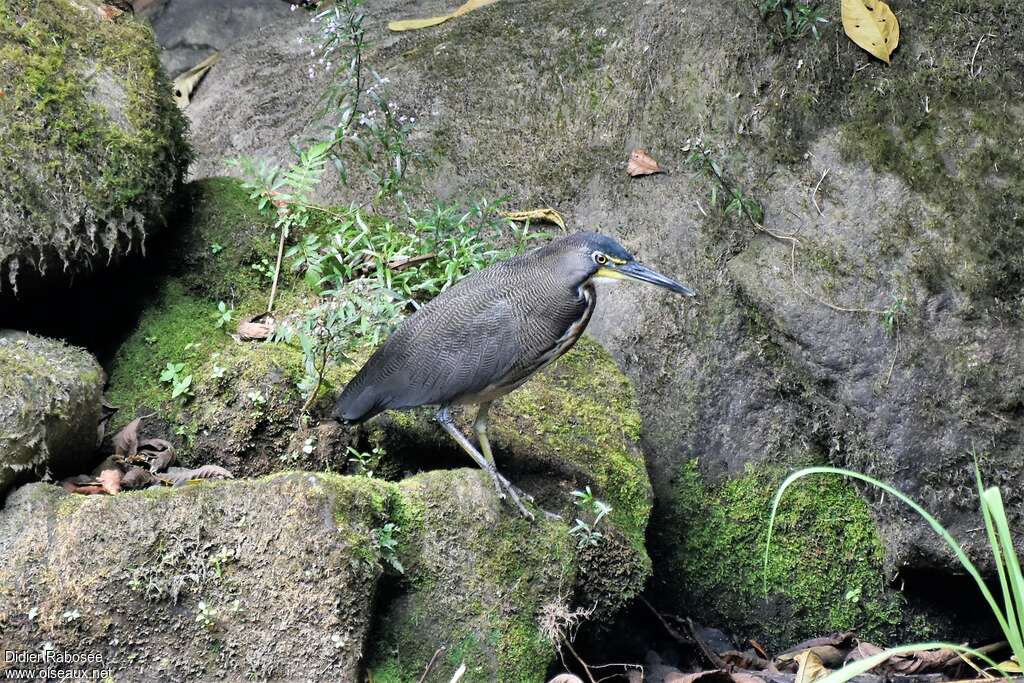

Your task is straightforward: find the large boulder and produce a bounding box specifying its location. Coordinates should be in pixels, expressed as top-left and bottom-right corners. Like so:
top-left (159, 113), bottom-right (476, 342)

top-left (0, 331), bottom-right (104, 498)
top-left (0, 0), bottom-right (190, 294)
top-left (0, 470), bottom-right (603, 681)
top-left (180, 0), bottom-right (1024, 646)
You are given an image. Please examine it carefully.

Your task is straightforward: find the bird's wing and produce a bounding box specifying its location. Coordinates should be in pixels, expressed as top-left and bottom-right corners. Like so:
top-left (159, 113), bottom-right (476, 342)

top-left (384, 286), bottom-right (521, 409)
top-left (335, 281), bottom-right (521, 419)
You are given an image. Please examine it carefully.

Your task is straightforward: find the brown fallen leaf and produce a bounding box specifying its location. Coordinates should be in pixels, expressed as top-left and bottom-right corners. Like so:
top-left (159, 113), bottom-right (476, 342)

top-left (97, 468), bottom-right (122, 495)
top-left (499, 208), bottom-right (567, 230)
top-left (122, 467), bottom-right (157, 490)
top-left (389, 0), bottom-right (499, 31)
top-left (665, 671), bottom-right (734, 683)
top-left (720, 650), bottom-right (771, 671)
top-left (112, 418), bottom-right (141, 457)
top-left (60, 475), bottom-right (105, 495)
top-left (237, 313), bottom-right (275, 341)
top-left (627, 148), bottom-right (665, 177)
top-left (138, 438), bottom-right (176, 472)
top-left (96, 4), bottom-right (124, 20)
top-left (165, 465), bottom-right (234, 486)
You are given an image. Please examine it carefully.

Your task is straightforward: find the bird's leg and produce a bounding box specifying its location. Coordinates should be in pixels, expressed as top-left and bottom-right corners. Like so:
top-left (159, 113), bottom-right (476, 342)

top-left (472, 402), bottom-right (496, 467)
top-left (474, 403), bottom-right (535, 504)
top-left (435, 407), bottom-right (534, 520)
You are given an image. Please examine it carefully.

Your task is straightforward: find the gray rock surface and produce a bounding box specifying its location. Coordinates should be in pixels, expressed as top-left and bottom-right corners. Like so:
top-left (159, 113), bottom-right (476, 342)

top-left (0, 331), bottom-right (104, 499)
top-left (138, 0), bottom-right (294, 77)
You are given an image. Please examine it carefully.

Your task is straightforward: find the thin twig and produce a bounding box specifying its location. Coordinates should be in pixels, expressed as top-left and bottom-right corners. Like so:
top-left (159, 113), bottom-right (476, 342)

top-left (418, 646), bottom-right (446, 683)
top-left (564, 638), bottom-right (597, 683)
top-left (448, 663), bottom-right (466, 683)
top-left (811, 168), bottom-right (829, 217)
top-left (884, 317), bottom-right (900, 386)
top-left (969, 33), bottom-right (993, 78)
top-left (267, 224), bottom-right (288, 313)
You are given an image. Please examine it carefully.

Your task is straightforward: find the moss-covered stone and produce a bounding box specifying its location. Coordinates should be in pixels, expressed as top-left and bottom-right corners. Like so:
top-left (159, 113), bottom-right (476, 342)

top-left (658, 460), bottom-right (901, 650)
top-left (0, 473), bottom-right (389, 680)
top-left (370, 469), bottom-right (576, 683)
top-left (0, 0), bottom-right (190, 292)
top-left (0, 469), bottom-right (582, 682)
top-left (364, 335), bottom-right (653, 617)
top-left (0, 331), bottom-right (104, 497)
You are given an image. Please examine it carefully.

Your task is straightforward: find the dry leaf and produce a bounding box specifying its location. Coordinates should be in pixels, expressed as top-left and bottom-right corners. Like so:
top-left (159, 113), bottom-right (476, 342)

top-left (96, 4), bottom-right (124, 20)
top-left (60, 475), bottom-right (105, 495)
top-left (665, 671), bottom-right (734, 683)
top-left (165, 465), bottom-right (234, 486)
top-left (138, 438), bottom-right (176, 472)
top-left (499, 208), bottom-right (567, 230)
top-left (793, 651), bottom-right (829, 683)
top-left (173, 52), bottom-right (220, 109)
top-left (627, 148), bottom-right (665, 177)
top-left (841, 0), bottom-right (900, 64)
top-left (112, 418), bottom-right (141, 457)
top-left (122, 467), bottom-right (157, 489)
top-left (97, 468), bottom-right (122, 495)
top-left (237, 313), bottom-right (275, 341)
top-left (389, 0), bottom-right (499, 32)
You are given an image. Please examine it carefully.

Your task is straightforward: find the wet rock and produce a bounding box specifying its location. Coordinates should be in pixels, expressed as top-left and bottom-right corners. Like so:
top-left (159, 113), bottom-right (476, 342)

top-left (0, 331), bottom-right (104, 499)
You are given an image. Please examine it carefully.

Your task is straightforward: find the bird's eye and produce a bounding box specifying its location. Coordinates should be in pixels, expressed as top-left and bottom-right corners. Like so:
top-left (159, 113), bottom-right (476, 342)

top-left (593, 252), bottom-right (608, 265)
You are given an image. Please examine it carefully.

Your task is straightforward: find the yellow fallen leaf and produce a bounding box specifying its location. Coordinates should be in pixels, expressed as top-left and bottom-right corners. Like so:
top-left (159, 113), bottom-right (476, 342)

top-left (794, 650), bottom-right (830, 683)
top-left (172, 52), bottom-right (220, 109)
top-left (388, 0), bottom-right (499, 32)
top-left (841, 0), bottom-right (900, 64)
top-left (499, 208), bottom-right (566, 230)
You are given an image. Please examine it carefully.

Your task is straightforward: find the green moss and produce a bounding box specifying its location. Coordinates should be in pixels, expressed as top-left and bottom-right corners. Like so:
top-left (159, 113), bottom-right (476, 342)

top-left (499, 336), bottom-right (650, 550)
top-left (664, 460), bottom-right (901, 650)
top-left (0, 0), bottom-right (189, 283)
top-left (367, 470), bottom-right (575, 683)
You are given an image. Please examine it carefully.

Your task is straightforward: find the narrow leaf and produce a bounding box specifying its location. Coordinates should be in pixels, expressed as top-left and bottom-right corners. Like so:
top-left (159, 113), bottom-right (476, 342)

top-left (389, 0), bottom-right (499, 31)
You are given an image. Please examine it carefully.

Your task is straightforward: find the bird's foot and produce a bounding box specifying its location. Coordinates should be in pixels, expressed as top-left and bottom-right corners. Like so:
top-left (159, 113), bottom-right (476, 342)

top-left (495, 473), bottom-right (562, 521)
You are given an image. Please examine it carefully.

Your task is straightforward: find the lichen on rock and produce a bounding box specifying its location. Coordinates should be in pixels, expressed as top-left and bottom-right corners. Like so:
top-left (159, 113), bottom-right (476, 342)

top-left (0, 0), bottom-right (190, 293)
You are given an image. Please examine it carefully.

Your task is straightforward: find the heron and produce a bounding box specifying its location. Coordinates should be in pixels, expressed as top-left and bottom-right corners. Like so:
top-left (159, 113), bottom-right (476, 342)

top-left (333, 231), bottom-right (695, 519)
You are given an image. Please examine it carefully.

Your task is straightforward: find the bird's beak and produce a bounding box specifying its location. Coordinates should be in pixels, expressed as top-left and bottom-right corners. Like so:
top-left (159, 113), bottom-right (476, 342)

top-left (597, 262), bottom-right (696, 297)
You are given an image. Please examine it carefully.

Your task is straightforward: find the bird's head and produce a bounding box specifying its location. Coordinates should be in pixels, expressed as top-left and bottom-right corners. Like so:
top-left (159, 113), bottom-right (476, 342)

top-left (560, 232), bottom-right (696, 297)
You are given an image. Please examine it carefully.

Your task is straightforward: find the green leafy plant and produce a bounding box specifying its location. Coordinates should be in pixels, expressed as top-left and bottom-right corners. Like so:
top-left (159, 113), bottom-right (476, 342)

top-left (569, 486), bottom-right (613, 548)
top-left (758, 0), bottom-right (828, 40)
top-left (159, 362), bottom-right (193, 400)
top-left (374, 522), bottom-right (404, 574)
top-left (213, 301), bottom-right (233, 328)
top-left (765, 460), bottom-right (1022, 680)
top-left (347, 445), bottom-right (384, 477)
top-left (881, 295), bottom-right (908, 335)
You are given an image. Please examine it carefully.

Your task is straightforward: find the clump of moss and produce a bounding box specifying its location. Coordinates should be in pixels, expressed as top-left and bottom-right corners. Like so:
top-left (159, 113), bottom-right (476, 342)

top-left (0, 0), bottom-right (190, 289)
top-left (660, 460), bottom-right (901, 650)
top-left (368, 469), bottom-right (576, 683)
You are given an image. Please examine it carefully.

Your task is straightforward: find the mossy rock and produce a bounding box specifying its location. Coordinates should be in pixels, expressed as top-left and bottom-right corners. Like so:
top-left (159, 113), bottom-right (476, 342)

top-left (0, 0), bottom-right (190, 293)
top-left (371, 468), bottom-right (576, 683)
top-left (0, 474), bottom-right (391, 680)
top-left (0, 470), bottom-right (582, 682)
top-left (365, 335), bottom-right (652, 617)
top-left (656, 461), bottom-right (902, 651)
top-left (0, 331), bottom-right (104, 498)
top-left (104, 177), bottom-right (363, 476)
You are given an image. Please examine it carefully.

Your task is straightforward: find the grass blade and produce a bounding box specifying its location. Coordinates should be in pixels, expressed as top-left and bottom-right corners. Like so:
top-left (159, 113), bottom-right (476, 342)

top-left (817, 642), bottom-right (1005, 683)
